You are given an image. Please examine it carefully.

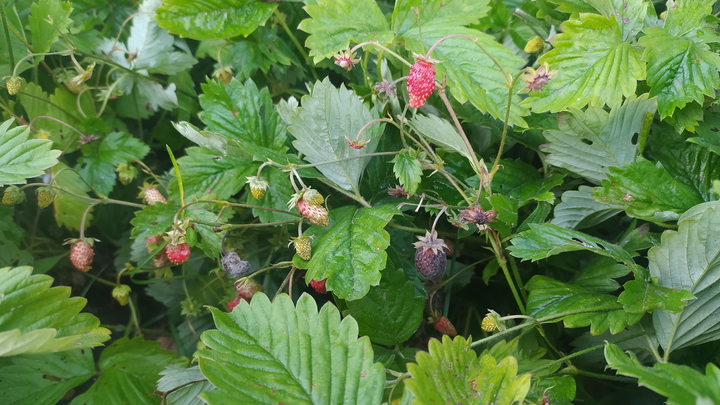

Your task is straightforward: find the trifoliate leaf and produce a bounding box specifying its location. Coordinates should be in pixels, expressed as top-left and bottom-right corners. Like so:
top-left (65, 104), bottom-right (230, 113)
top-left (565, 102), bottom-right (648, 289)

top-left (0, 266), bottom-right (110, 356)
top-left (618, 278), bottom-right (694, 314)
top-left (541, 94), bottom-right (657, 184)
top-left (650, 201), bottom-right (720, 353)
top-left (197, 293), bottom-right (385, 404)
top-left (491, 159), bottom-right (564, 207)
top-left (392, 0), bottom-right (490, 38)
top-left (0, 119), bottom-right (60, 187)
top-left (593, 159), bottom-right (704, 223)
top-left (0, 349), bottom-right (95, 404)
top-left (51, 162), bottom-right (93, 231)
top-left (289, 79), bottom-right (384, 193)
top-left (526, 275), bottom-right (642, 335)
top-left (29, 0), bottom-right (73, 55)
top-left (405, 336), bottom-right (531, 404)
top-left (605, 343), bottom-right (720, 404)
top-left (77, 132), bottom-right (150, 195)
top-left (403, 25), bottom-right (528, 127)
top-left (157, 0), bottom-right (277, 40)
top-left (304, 205), bottom-right (399, 300)
top-left (524, 14), bottom-right (645, 112)
top-left (552, 186), bottom-right (622, 230)
top-left (393, 150), bottom-right (422, 196)
top-left (342, 266), bottom-right (424, 346)
top-left (298, 0), bottom-right (394, 62)
top-left (70, 337), bottom-right (184, 405)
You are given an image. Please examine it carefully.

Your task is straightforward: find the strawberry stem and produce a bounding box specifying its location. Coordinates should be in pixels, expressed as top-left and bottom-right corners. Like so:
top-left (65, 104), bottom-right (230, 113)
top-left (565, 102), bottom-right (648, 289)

top-left (349, 41), bottom-right (413, 68)
top-left (490, 69), bottom-right (529, 179)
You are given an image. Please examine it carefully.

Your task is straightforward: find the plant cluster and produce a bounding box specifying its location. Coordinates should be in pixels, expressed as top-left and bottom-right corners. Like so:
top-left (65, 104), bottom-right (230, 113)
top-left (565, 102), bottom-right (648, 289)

top-left (2, 0), bottom-right (720, 404)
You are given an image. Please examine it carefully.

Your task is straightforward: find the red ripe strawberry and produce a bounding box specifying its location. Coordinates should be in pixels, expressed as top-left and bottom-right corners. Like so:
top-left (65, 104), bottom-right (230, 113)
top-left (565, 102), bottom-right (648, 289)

top-left (414, 230), bottom-right (448, 280)
top-left (434, 316), bottom-right (457, 337)
top-left (67, 238), bottom-right (95, 272)
top-left (235, 278), bottom-right (262, 301)
top-left (139, 185), bottom-right (167, 205)
top-left (309, 279), bottom-right (327, 294)
top-left (226, 295), bottom-right (242, 311)
top-left (165, 242), bottom-right (190, 264)
top-left (407, 54), bottom-right (437, 108)
top-left (296, 198), bottom-right (329, 226)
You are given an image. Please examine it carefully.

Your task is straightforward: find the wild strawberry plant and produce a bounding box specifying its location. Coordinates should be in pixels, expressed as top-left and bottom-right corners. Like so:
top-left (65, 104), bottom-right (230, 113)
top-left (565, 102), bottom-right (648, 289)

top-left (2, 0), bottom-right (720, 404)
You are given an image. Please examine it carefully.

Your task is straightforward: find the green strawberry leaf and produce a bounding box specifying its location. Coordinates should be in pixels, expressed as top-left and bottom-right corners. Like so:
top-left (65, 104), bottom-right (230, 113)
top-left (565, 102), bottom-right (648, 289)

top-left (0, 349), bottom-right (95, 404)
top-left (687, 111), bottom-right (720, 155)
top-left (156, 0), bottom-right (276, 40)
top-left (197, 293), bottom-right (385, 404)
top-left (524, 14), bottom-right (645, 112)
top-left (51, 162), bottom-right (93, 231)
top-left (584, 0), bottom-right (647, 41)
top-left (341, 265), bottom-right (424, 346)
top-left (0, 4), bottom-right (27, 78)
top-left (605, 343), bottom-right (720, 404)
top-left (593, 158), bottom-right (704, 223)
top-left (169, 146), bottom-right (253, 199)
top-left (130, 202), bottom-right (179, 240)
top-left (526, 275), bottom-right (642, 335)
top-left (407, 114), bottom-right (476, 168)
top-left (70, 337), bottom-right (184, 405)
top-left (650, 201), bottom-right (720, 354)
top-left (639, 27), bottom-right (720, 119)
top-left (403, 26), bottom-right (528, 127)
top-left (0, 266), bottom-right (110, 356)
top-left (156, 365), bottom-right (213, 405)
top-left (392, 0), bottom-right (490, 38)
top-left (29, 0), bottom-right (73, 55)
top-left (393, 150), bottom-right (423, 196)
top-left (508, 223), bottom-right (636, 267)
top-left (618, 278), bottom-right (694, 314)
top-left (297, 0), bottom-right (394, 62)
top-left (0, 119), bottom-right (61, 187)
top-left (289, 79), bottom-right (384, 193)
top-left (77, 132), bottom-right (150, 195)
top-left (552, 186), bottom-right (622, 230)
top-left (541, 94), bottom-right (657, 184)
top-left (404, 336), bottom-right (531, 404)
top-left (491, 159), bottom-right (564, 207)
top-left (303, 205), bottom-right (399, 300)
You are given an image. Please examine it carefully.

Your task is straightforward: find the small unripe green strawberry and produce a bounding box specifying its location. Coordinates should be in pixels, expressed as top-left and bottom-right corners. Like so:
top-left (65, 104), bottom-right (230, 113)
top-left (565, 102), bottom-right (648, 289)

top-left (235, 278), bottom-right (262, 301)
top-left (65, 238), bottom-right (95, 272)
top-left (139, 186), bottom-right (167, 205)
top-left (246, 176), bottom-right (269, 200)
top-left (5, 76), bottom-right (22, 95)
top-left (524, 36), bottom-right (545, 54)
top-left (116, 163), bottom-right (138, 185)
top-left (481, 314), bottom-right (499, 332)
top-left (213, 66), bottom-right (233, 84)
top-left (296, 199), bottom-right (329, 226)
top-left (290, 235), bottom-right (312, 261)
top-left (2, 185), bottom-right (25, 205)
top-left (434, 316), bottom-right (457, 337)
top-left (414, 230), bottom-right (448, 280)
top-left (309, 279), bottom-right (327, 294)
top-left (165, 242), bottom-right (190, 264)
top-left (36, 186), bottom-right (57, 209)
top-left (112, 284), bottom-right (132, 306)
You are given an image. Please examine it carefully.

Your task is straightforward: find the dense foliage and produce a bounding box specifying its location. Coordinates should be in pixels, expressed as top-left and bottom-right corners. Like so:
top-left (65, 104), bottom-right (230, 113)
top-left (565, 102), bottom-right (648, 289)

top-left (2, 0), bottom-right (720, 403)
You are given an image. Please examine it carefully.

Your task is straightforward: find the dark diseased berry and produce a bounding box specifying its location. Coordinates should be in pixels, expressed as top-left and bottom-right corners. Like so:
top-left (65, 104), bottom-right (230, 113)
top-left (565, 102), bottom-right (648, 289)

top-left (414, 230), bottom-right (448, 280)
top-left (221, 251), bottom-right (251, 278)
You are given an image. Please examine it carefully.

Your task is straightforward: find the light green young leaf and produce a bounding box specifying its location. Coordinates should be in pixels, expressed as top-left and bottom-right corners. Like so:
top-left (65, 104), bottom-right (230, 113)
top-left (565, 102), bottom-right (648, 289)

top-left (0, 119), bottom-right (61, 187)
top-left (618, 278), bottom-right (694, 314)
top-left (157, 0), bottom-right (276, 40)
top-left (408, 114), bottom-right (474, 165)
top-left (289, 79), bottom-right (384, 193)
top-left (70, 337), bottom-right (184, 405)
top-left (508, 223), bottom-right (636, 266)
top-left (393, 151), bottom-right (422, 196)
top-left (51, 162), bottom-right (93, 231)
top-left (304, 205), bottom-right (399, 300)
top-left (552, 186), bottom-right (622, 230)
top-left (663, 0), bottom-right (719, 39)
top-left (157, 365), bottom-right (213, 405)
top-left (403, 26), bottom-right (528, 127)
top-left (342, 266), bottom-right (424, 346)
top-left (605, 343), bottom-right (720, 404)
top-left (491, 159), bottom-right (564, 207)
top-left (405, 336), bottom-right (531, 404)
top-left (298, 0), bottom-right (393, 62)
top-left (593, 159), bottom-right (704, 223)
top-left (76, 132), bottom-right (150, 195)
top-left (524, 14), bottom-right (645, 112)
top-left (650, 201), bottom-right (720, 353)
top-left (584, 0), bottom-right (647, 40)
top-left (0, 349), bottom-right (95, 405)
top-left (541, 94), bottom-right (657, 184)
top-left (0, 267), bottom-right (110, 356)
top-left (197, 293), bottom-right (385, 405)
top-left (526, 275), bottom-right (642, 335)
top-left (29, 0), bottom-right (73, 55)
top-left (392, 0), bottom-right (490, 38)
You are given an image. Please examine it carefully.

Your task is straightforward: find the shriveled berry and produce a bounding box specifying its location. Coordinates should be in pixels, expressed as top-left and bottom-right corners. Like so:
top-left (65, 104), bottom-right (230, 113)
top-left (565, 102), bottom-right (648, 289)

top-left (414, 230), bottom-right (448, 280)
top-left (290, 235), bottom-right (312, 261)
top-left (221, 251), bottom-right (251, 278)
top-left (407, 54), bottom-right (437, 108)
top-left (434, 316), bottom-right (457, 337)
top-left (165, 242), bottom-right (190, 264)
top-left (309, 279), bottom-right (327, 294)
